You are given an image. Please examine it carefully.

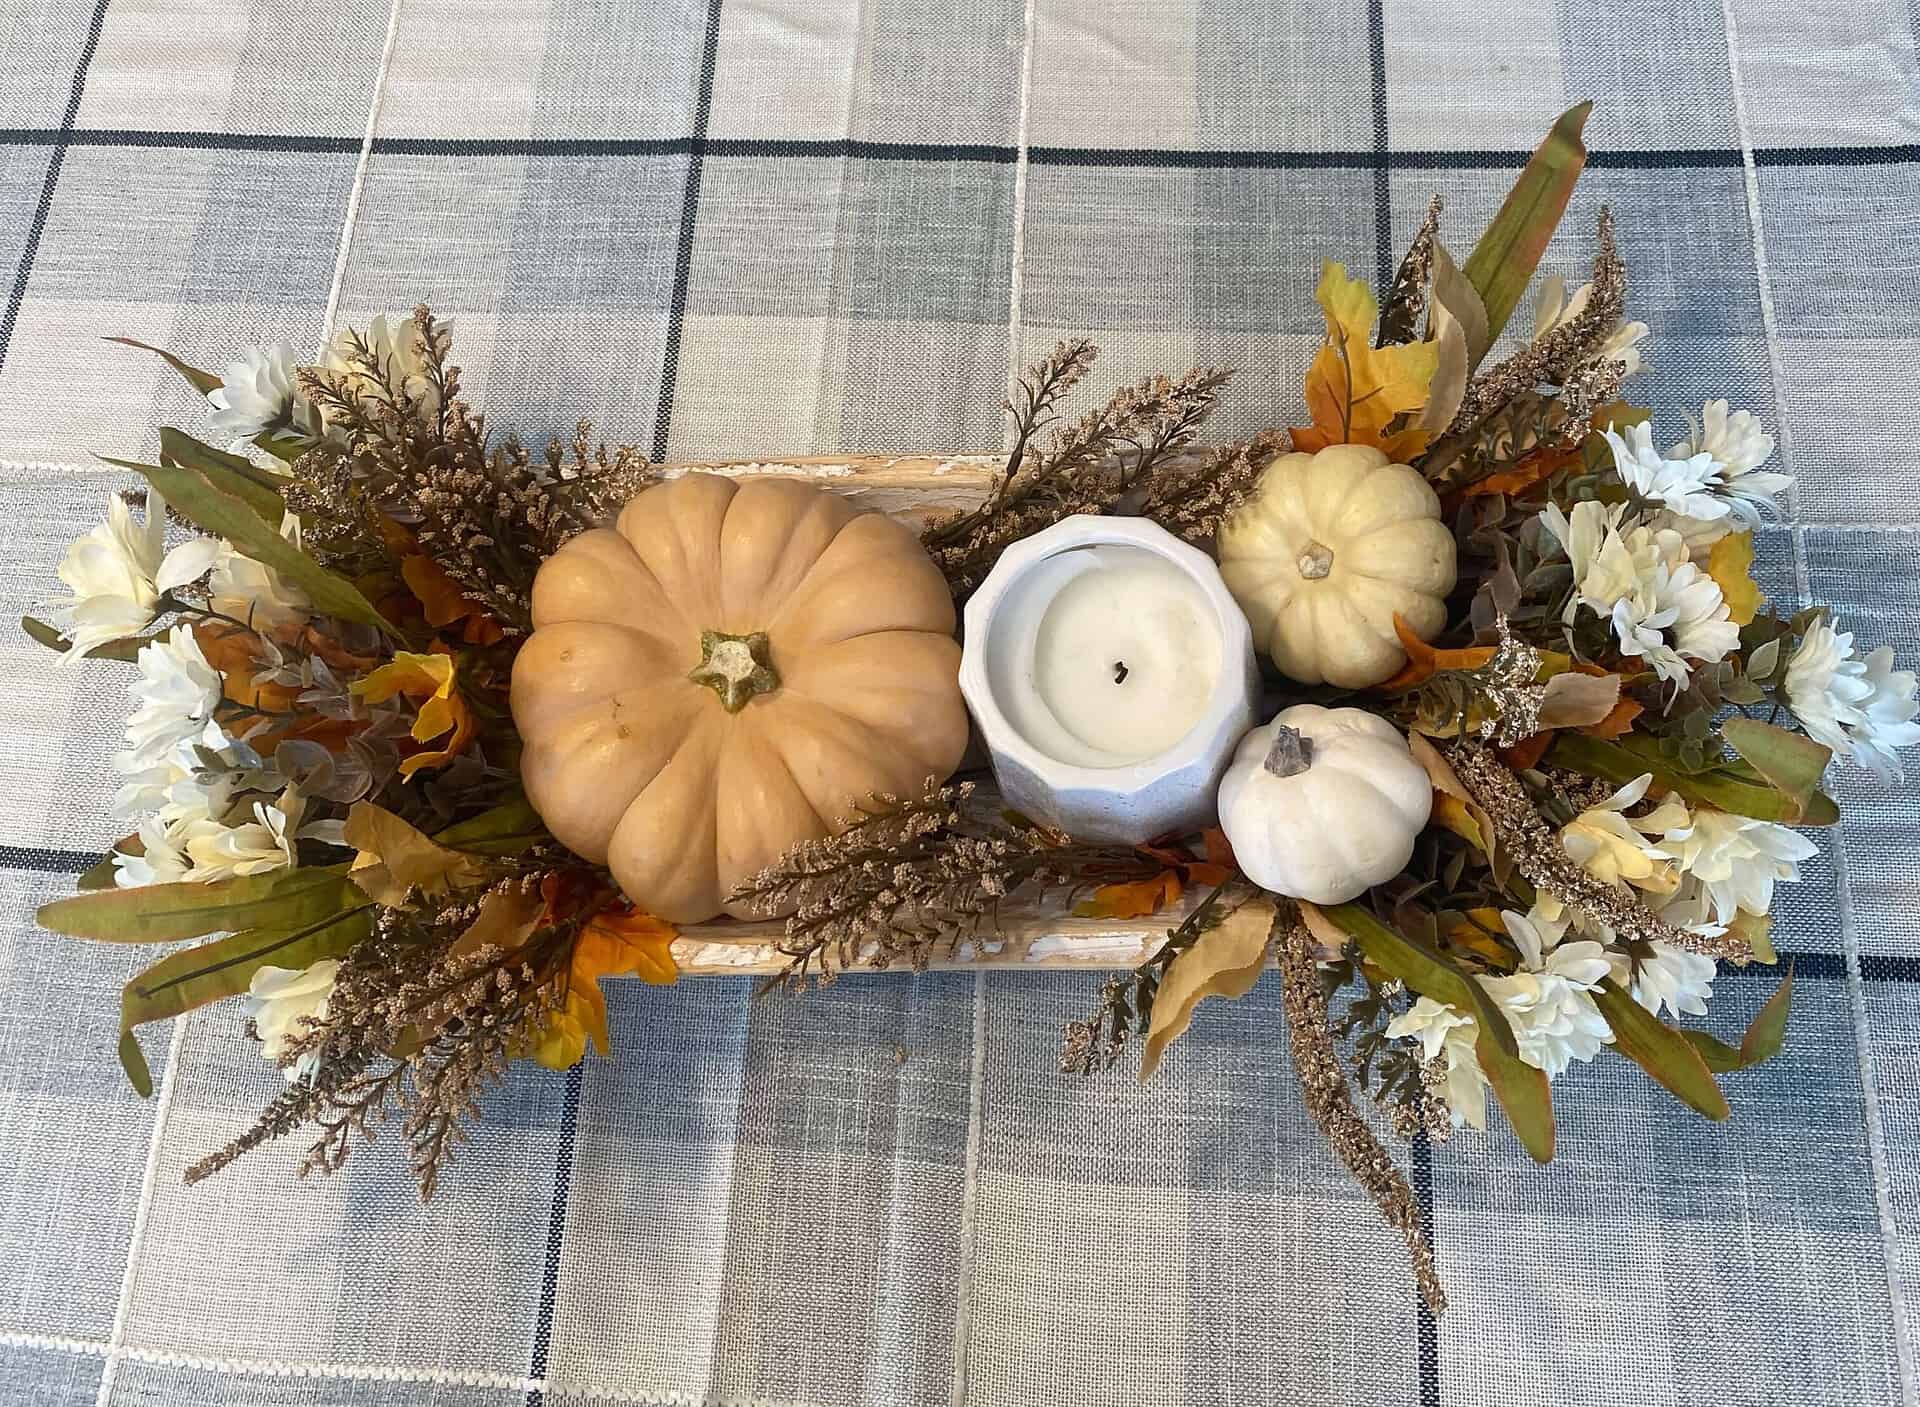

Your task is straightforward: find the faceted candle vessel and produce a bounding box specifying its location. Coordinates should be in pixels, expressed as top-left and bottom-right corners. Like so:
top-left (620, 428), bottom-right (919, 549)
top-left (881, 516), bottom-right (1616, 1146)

top-left (958, 515), bottom-right (1259, 844)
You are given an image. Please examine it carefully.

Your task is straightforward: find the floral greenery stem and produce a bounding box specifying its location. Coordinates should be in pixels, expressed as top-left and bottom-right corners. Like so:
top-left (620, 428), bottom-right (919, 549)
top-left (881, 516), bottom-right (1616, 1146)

top-left (1058, 882), bottom-right (1239, 1075)
top-left (1442, 207), bottom-right (1623, 441)
top-left (184, 879), bottom-right (592, 1197)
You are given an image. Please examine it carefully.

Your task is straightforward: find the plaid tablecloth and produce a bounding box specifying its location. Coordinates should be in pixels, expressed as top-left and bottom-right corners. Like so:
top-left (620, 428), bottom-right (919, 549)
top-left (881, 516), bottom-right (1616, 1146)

top-left (1, 2), bottom-right (1916, 1403)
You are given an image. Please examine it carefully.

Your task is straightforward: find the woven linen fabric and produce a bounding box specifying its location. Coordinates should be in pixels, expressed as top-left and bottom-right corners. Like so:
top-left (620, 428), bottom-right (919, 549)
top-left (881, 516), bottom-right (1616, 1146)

top-left (0, 0), bottom-right (1916, 1403)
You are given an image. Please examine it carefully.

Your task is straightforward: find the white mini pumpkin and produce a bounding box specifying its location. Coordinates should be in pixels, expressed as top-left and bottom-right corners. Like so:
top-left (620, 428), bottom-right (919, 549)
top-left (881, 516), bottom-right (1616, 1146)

top-left (1216, 444), bottom-right (1456, 688)
top-left (1216, 704), bottom-right (1433, 904)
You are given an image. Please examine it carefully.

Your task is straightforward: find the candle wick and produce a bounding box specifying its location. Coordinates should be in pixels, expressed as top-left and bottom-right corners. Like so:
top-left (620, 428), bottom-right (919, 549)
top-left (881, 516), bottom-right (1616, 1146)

top-left (1113, 661), bottom-right (1129, 684)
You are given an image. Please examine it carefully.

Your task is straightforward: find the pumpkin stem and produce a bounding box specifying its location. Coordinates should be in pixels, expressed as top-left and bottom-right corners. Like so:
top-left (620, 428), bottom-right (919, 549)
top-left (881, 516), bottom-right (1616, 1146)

top-left (1296, 540), bottom-right (1334, 580)
top-left (689, 629), bottom-right (780, 712)
top-left (1263, 724), bottom-right (1314, 778)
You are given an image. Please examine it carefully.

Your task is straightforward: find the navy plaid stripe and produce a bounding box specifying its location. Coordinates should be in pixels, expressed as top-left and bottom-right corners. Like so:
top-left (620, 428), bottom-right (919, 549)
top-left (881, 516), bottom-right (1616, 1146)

top-left (650, 0), bottom-right (727, 464)
top-left (0, 0), bottom-right (109, 373)
top-left (0, 127), bottom-right (1911, 169)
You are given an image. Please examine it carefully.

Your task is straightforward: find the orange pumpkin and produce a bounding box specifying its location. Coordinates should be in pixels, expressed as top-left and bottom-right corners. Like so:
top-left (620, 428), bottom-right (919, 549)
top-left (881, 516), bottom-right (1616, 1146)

top-left (511, 474), bottom-right (969, 923)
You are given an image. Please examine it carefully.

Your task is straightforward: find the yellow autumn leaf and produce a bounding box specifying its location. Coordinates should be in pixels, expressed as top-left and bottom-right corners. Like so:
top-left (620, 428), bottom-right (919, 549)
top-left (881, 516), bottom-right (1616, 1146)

top-left (527, 987), bottom-right (606, 1070)
top-left (1707, 530), bottom-right (1763, 627)
top-left (1139, 893), bottom-right (1278, 1080)
top-left (349, 650), bottom-right (477, 778)
top-left (1290, 262), bottom-right (1440, 458)
top-left (1074, 870), bottom-right (1183, 920)
top-left (526, 905), bottom-right (679, 1071)
top-left (343, 801), bottom-right (490, 905)
top-left (577, 907), bottom-right (680, 987)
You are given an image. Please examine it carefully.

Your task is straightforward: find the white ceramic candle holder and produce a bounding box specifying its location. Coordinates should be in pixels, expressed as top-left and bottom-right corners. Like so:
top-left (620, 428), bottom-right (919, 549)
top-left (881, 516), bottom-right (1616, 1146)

top-left (958, 515), bottom-right (1258, 844)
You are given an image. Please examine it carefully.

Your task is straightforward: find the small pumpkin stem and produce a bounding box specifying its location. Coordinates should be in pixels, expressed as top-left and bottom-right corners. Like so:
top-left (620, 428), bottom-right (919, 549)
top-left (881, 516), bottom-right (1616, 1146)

top-left (689, 629), bottom-right (780, 712)
top-left (1297, 540), bottom-right (1335, 580)
top-left (1264, 725), bottom-right (1314, 778)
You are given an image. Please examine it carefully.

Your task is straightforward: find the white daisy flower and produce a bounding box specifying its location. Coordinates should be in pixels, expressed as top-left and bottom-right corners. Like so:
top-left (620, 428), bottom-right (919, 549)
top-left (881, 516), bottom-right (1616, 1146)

top-left (1604, 422), bottom-right (1727, 523)
top-left (1652, 809), bottom-right (1819, 926)
top-left (116, 623), bottom-right (225, 773)
top-left (1559, 773), bottom-right (1686, 894)
top-left (208, 513), bottom-right (312, 631)
top-left (1384, 997), bottom-right (1489, 1130)
top-left (50, 491), bottom-right (222, 662)
top-left (110, 718), bottom-right (235, 820)
top-left (1477, 912), bottom-right (1615, 1081)
top-left (206, 342), bottom-right (319, 442)
top-left (1629, 941), bottom-right (1717, 1020)
top-left (1533, 276), bottom-right (1651, 377)
top-left (244, 959), bottom-right (341, 1082)
top-left (178, 784), bottom-right (320, 880)
top-left (1671, 401), bottom-right (1791, 528)
top-left (111, 814), bottom-right (194, 888)
top-left (1539, 501), bottom-right (1737, 688)
top-left (1785, 619), bottom-right (1920, 783)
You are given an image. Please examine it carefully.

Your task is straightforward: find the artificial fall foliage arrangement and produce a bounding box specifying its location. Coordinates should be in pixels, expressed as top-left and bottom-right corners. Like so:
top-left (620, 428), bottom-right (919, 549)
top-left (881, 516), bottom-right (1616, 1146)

top-left (27, 105), bottom-right (1920, 1310)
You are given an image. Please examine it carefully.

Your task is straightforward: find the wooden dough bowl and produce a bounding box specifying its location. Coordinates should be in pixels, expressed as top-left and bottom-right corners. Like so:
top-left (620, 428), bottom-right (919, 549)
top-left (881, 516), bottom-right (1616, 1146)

top-left (645, 454), bottom-right (1206, 977)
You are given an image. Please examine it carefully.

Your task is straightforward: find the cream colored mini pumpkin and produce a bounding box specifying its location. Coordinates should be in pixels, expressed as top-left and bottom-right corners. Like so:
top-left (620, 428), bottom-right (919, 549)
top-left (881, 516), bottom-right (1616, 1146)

top-left (1217, 444), bottom-right (1456, 688)
top-left (1216, 704), bottom-right (1432, 905)
top-left (511, 474), bottom-right (970, 924)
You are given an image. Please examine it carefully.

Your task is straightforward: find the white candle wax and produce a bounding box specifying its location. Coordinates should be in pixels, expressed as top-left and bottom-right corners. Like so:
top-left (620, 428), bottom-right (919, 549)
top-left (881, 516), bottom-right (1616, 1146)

top-left (1003, 544), bottom-right (1224, 768)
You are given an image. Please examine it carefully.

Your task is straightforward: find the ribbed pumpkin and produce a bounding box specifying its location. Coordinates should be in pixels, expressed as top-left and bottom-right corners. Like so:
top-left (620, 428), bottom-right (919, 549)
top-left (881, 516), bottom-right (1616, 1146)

top-left (1217, 444), bottom-right (1456, 688)
top-left (511, 474), bottom-right (969, 923)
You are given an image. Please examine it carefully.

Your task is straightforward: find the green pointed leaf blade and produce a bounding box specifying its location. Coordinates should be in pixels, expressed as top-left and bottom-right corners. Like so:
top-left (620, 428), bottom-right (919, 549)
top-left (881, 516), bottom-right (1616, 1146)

top-left (116, 906), bottom-right (372, 1093)
top-left (1462, 101), bottom-right (1593, 344)
top-left (432, 795), bottom-right (547, 855)
top-left (1327, 902), bottom-right (1555, 1162)
top-left (118, 1029), bottom-right (154, 1097)
top-left (38, 865), bottom-right (353, 943)
top-left (21, 615), bottom-right (158, 662)
top-left (1546, 732), bottom-right (1838, 826)
top-left (1721, 718), bottom-right (1833, 820)
top-left (1681, 961), bottom-right (1794, 1073)
top-left (159, 427), bottom-right (290, 514)
top-left (108, 457), bottom-right (394, 636)
top-left (106, 335), bottom-right (222, 395)
top-left (1594, 977), bottom-right (1731, 1119)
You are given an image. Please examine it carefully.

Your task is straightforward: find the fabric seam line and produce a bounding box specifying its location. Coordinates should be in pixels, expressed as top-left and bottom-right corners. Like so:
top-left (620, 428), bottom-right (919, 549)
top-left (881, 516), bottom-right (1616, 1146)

top-left (318, 0), bottom-right (406, 351)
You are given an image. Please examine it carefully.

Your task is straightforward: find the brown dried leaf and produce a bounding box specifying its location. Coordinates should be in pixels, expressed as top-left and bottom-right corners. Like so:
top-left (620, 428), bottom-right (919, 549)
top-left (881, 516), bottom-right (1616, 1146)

top-left (1139, 893), bottom-right (1278, 1080)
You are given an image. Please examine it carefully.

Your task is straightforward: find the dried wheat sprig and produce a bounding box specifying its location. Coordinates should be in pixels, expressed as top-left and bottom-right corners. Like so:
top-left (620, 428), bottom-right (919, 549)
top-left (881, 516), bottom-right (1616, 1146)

top-left (1444, 207), bottom-right (1624, 439)
top-left (1446, 741), bottom-right (1752, 962)
top-left (293, 306), bottom-right (656, 632)
top-left (735, 780), bottom-right (1155, 986)
top-left (1377, 195), bottom-right (1444, 347)
top-left (923, 357), bottom-right (1237, 597)
top-left (1277, 912), bottom-right (1447, 1317)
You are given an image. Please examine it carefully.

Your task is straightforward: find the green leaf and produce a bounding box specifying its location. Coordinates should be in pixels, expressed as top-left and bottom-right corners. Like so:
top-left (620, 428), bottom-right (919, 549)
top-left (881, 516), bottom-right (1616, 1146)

top-left (159, 427), bottom-right (290, 516)
top-left (1327, 902), bottom-right (1555, 1162)
top-left (104, 455), bottom-right (395, 636)
top-left (1682, 962), bottom-right (1794, 1073)
top-left (76, 845), bottom-right (130, 891)
top-left (432, 796), bottom-right (548, 856)
top-left (106, 335), bottom-right (222, 395)
top-left (1721, 718), bottom-right (1833, 819)
top-left (116, 905), bottom-right (371, 1095)
top-left (1593, 978), bottom-right (1731, 1119)
top-left (38, 865), bottom-right (353, 943)
top-left (1462, 101), bottom-right (1593, 344)
top-left (1546, 732), bottom-right (1839, 826)
top-left (21, 615), bottom-right (159, 662)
